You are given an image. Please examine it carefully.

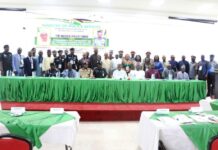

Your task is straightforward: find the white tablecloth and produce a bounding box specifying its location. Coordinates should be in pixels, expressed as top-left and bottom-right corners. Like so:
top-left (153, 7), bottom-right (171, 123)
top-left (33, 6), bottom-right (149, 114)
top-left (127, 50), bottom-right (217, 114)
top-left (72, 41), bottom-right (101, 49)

top-left (199, 99), bottom-right (215, 111)
top-left (0, 111), bottom-right (80, 150)
top-left (138, 111), bottom-right (197, 150)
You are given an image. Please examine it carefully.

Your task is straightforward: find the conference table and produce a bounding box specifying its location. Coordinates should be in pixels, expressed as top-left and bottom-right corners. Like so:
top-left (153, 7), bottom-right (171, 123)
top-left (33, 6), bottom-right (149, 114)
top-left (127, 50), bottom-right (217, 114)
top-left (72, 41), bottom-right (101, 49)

top-left (0, 77), bottom-right (206, 103)
top-left (0, 110), bottom-right (80, 150)
top-left (139, 111), bottom-right (218, 150)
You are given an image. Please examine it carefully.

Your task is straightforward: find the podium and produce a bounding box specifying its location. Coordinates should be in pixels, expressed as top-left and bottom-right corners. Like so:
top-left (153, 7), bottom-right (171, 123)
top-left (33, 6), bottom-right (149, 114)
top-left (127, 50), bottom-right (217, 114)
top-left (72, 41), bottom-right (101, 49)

top-left (216, 69), bottom-right (218, 98)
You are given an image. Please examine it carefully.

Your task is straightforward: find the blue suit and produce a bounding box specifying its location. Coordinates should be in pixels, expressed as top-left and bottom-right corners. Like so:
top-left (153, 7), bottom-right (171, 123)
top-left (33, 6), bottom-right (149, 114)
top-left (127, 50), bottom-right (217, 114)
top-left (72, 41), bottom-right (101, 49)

top-left (12, 54), bottom-right (24, 76)
top-left (24, 57), bottom-right (37, 76)
top-left (35, 56), bottom-right (43, 76)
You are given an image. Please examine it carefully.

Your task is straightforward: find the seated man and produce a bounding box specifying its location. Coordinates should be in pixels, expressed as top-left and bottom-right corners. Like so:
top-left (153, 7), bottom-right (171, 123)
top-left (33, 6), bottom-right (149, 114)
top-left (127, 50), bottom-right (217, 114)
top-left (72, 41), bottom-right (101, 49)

top-left (145, 63), bottom-right (161, 79)
top-left (162, 63), bottom-right (176, 79)
top-left (93, 62), bottom-right (107, 78)
top-left (79, 62), bottom-right (93, 78)
top-left (46, 63), bottom-right (58, 77)
top-left (62, 62), bottom-right (77, 78)
top-left (129, 65), bottom-right (145, 79)
top-left (112, 64), bottom-right (127, 79)
top-left (177, 65), bottom-right (189, 80)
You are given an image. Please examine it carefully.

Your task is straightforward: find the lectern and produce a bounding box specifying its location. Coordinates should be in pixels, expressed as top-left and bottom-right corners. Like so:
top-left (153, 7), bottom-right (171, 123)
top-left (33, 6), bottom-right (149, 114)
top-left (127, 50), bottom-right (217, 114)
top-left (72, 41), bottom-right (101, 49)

top-left (215, 69), bottom-right (218, 98)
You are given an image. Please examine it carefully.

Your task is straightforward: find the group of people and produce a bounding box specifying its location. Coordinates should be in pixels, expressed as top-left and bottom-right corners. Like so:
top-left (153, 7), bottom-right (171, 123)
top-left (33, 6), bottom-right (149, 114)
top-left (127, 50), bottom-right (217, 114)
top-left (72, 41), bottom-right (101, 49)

top-left (0, 44), bottom-right (217, 96)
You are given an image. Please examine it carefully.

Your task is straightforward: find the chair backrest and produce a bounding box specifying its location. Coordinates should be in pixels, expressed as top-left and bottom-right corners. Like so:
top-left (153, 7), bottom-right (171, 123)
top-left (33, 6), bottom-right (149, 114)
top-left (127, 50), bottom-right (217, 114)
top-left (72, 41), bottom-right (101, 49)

top-left (0, 134), bottom-right (32, 150)
top-left (209, 135), bottom-right (218, 150)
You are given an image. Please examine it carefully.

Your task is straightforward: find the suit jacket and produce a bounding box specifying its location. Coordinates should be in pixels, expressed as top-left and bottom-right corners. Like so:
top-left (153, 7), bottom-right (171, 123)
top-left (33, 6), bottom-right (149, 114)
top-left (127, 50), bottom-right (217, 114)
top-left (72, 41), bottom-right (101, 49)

top-left (24, 57), bottom-right (36, 76)
top-left (12, 54), bottom-right (24, 74)
top-left (35, 56), bottom-right (43, 76)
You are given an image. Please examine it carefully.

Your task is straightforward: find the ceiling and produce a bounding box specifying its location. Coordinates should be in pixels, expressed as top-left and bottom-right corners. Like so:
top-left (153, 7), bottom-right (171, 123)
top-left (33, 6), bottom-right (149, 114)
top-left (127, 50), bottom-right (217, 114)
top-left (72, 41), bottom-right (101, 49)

top-left (1, 0), bottom-right (218, 18)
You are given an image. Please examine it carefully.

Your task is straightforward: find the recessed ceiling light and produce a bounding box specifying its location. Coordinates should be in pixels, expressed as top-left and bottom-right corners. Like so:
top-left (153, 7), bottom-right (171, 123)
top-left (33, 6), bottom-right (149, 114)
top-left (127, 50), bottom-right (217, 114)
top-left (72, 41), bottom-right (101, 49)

top-left (150, 0), bottom-right (165, 7)
top-left (98, 0), bottom-right (111, 4)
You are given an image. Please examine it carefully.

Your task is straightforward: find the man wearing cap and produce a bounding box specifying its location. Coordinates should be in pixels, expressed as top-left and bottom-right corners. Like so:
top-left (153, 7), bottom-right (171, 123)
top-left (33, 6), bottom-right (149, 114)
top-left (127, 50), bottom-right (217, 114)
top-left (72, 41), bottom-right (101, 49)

top-left (52, 50), bottom-right (57, 58)
top-left (118, 50), bottom-right (124, 60)
top-left (177, 65), bottom-right (189, 80)
top-left (79, 62), bottom-right (93, 78)
top-left (78, 52), bottom-right (89, 70)
top-left (54, 50), bottom-right (65, 73)
top-left (143, 51), bottom-right (153, 71)
top-left (94, 30), bottom-right (106, 48)
top-left (46, 63), bottom-right (58, 77)
top-left (169, 55), bottom-right (179, 72)
top-left (189, 55), bottom-right (198, 80)
top-left (130, 51), bottom-right (136, 61)
top-left (102, 52), bottom-right (112, 76)
top-left (12, 47), bottom-right (24, 76)
top-left (65, 48), bottom-right (79, 71)
top-left (42, 49), bottom-right (54, 75)
top-left (162, 55), bottom-right (167, 69)
top-left (93, 62), bottom-right (107, 78)
top-left (207, 54), bottom-right (217, 97)
top-left (178, 55), bottom-right (190, 74)
top-left (1, 45), bottom-right (12, 76)
top-left (89, 48), bottom-right (101, 69)
top-left (109, 50), bottom-right (114, 60)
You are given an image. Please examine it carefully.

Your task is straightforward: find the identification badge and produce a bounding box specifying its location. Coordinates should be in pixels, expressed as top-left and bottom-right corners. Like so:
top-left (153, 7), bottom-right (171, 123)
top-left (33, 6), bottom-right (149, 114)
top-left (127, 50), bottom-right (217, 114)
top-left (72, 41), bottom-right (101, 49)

top-left (58, 64), bottom-right (62, 69)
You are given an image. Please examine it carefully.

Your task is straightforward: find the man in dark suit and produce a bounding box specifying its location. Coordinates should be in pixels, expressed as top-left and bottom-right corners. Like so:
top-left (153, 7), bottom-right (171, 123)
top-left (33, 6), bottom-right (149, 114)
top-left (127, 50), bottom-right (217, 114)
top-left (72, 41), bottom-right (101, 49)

top-left (1, 45), bottom-right (12, 76)
top-left (24, 51), bottom-right (36, 76)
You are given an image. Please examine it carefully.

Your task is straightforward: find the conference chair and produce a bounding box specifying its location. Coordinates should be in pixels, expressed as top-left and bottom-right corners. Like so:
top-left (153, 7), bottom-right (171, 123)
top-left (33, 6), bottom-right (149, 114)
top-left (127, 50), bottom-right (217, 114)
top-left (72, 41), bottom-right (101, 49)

top-left (209, 135), bottom-right (218, 150)
top-left (0, 134), bottom-right (32, 150)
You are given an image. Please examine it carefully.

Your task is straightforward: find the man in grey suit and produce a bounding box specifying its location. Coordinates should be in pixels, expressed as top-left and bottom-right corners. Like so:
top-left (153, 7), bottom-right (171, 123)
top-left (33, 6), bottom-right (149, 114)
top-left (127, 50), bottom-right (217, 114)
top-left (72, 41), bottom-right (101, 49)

top-left (12, 48), bottom-right (24, 76)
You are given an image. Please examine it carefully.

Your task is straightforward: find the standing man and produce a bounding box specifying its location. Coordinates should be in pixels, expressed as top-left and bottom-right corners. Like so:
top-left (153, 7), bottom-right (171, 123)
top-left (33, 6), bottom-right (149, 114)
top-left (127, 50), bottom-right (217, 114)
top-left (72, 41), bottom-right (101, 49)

top-left (118, 50), bottom-right (124, 60)
top-left (52, 50), bottom-right (57, 58)
top-left (0, 52), bottom-right (2, 75)
top-left (189, 55), bottom-right (198, 80)
top-left (89, 48), bottom-right (101, 69)
top-left (198, 55), bottom-right (209, 80)
top-left (64, 49), bottom-right (69, 59)
top-left (54, 50), bottom-right (65, 73)
top-left (78, 52), bottom-right (89, 69)
top-left (42, 49), bottom-right (54, 75)
top-left (36, 50), bottom-right (43, 76)
top-left (65, 48), bottom-right (79, 71)
top-left (207, 54), bottom-right (217, 97)
top-left (178, 55), bottom-right (190, 74)
top-left (109, 50), bottom-right (114, 60)
top-left (169, 55), bottom-right (179, 72)
top-left (24, 51), bottom-right (36, 76)
top-left (102, 52), bottom-right (112, 76)
top-left (31, 47), bottom-right (37, 59)
top-left (1, 45), bottom-right (12, 76)
top-left (130, 51), bottom-right (136, 61)
top-left (162, 55), bottom-right (167, 69)
top-left (12, 47), bottom-right (24, 76)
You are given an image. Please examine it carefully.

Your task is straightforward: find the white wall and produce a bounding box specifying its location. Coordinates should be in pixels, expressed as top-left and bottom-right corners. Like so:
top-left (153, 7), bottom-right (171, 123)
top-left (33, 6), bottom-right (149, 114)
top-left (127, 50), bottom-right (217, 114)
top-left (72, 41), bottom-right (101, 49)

top-left (0, 11), bottom-right (217, 61)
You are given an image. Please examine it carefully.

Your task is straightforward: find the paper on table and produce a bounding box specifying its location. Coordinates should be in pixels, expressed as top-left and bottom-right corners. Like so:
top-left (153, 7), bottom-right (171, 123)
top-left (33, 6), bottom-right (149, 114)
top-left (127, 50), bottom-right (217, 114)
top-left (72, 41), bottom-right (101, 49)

top-left (158, 117), bottom-right (179, 126)
top-left (174, 115), bottom-right (194, 124)
top-left (189, 115), bottom-right (211, 123)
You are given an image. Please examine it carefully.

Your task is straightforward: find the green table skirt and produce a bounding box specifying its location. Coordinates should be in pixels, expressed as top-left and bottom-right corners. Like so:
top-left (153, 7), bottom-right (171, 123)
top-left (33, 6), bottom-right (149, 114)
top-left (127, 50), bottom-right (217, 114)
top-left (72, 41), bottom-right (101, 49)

top-left (0, 77), bottom-right (206, 103)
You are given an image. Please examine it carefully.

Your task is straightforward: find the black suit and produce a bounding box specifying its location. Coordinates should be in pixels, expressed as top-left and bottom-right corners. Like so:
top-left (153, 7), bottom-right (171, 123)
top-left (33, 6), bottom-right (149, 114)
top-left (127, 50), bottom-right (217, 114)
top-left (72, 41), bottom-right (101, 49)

top-left (24, 57), bottom-right (36, 76)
